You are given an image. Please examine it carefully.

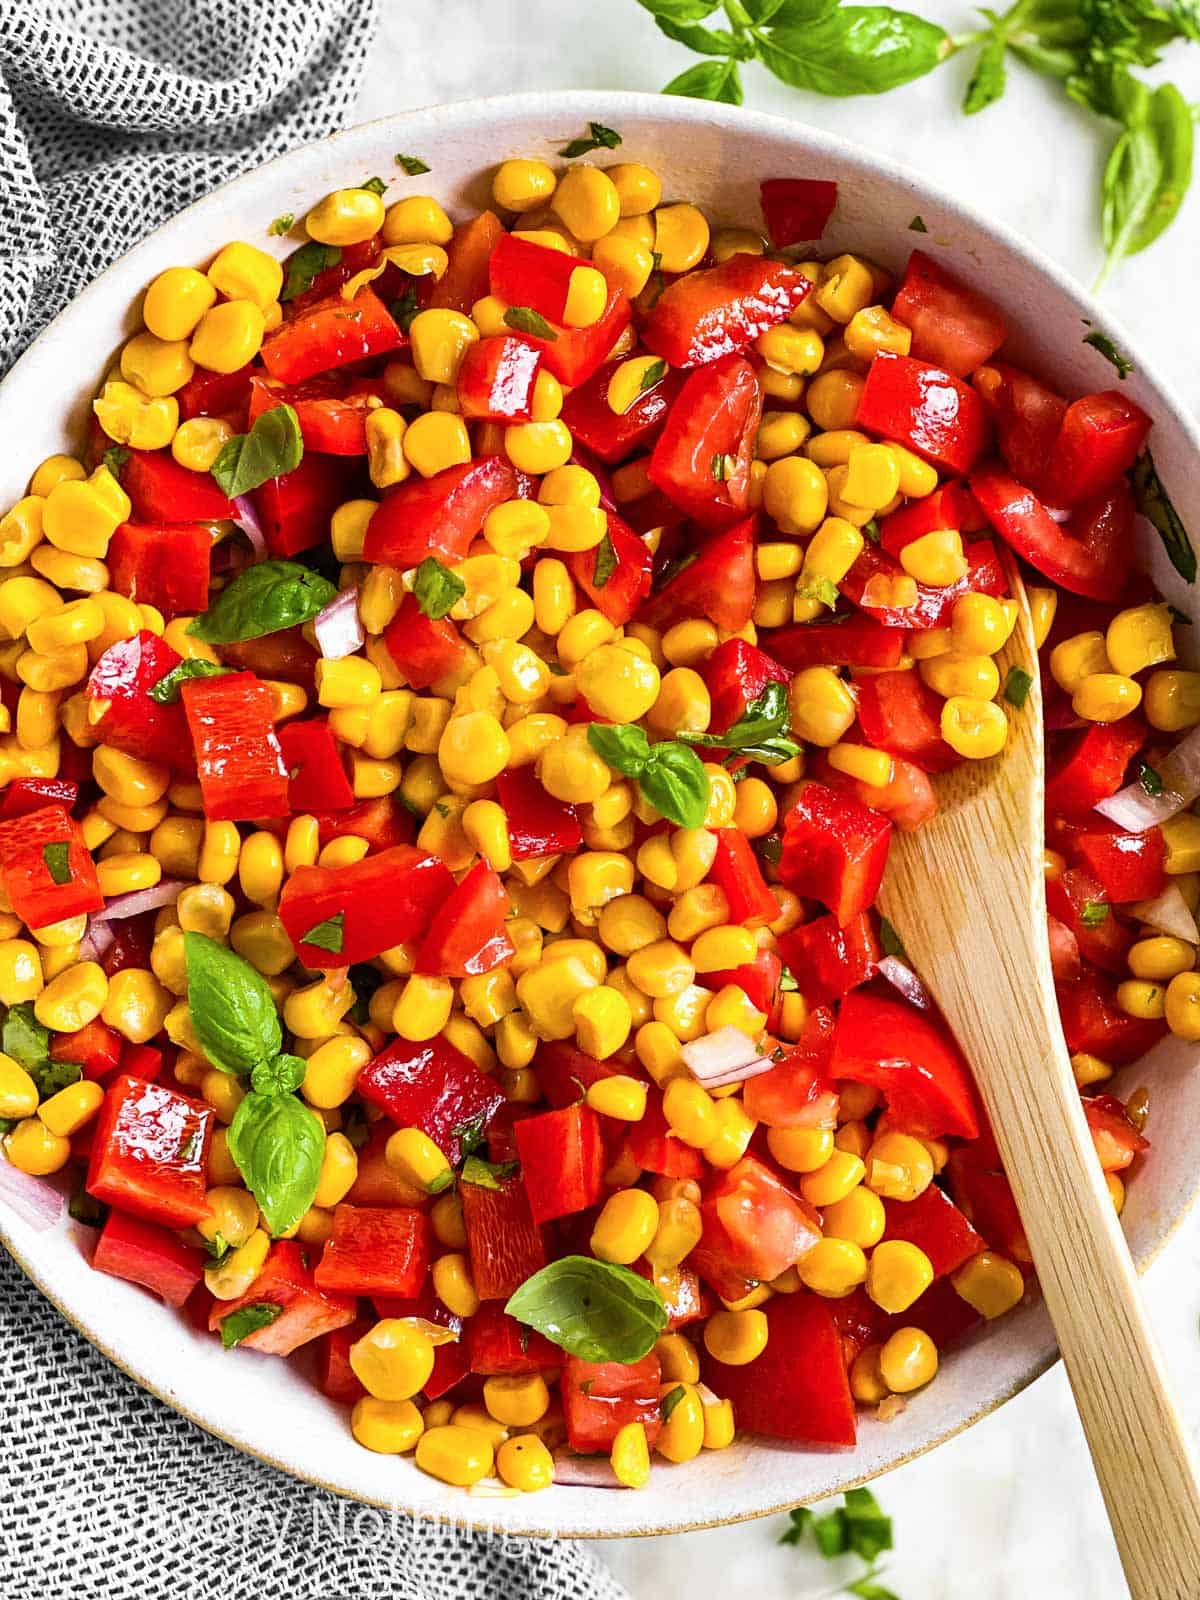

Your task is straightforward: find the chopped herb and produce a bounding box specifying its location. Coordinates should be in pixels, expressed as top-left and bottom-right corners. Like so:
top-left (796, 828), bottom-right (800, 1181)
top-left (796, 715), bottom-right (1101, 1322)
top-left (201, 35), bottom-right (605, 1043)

top-left (710, 452), bottom-right (735, 481)
top-left (461, 1155), bottom-right (519, 1190)
top-left (68, 1188), bottom-right (106, 1227)
top-left (757, 831), bottom-right (782, 867)
top-left (451, 1111), bottom-right (489, 1160)
top-left (1002, 665), bottom-right (1034, 708)
top-left (205, 1232), bottom-right (232, 1264)
top-left (908, 215), bottom-right (928, 232)
top-left (267, 213), bottom-right (295, 236)
top-left (846, 1571), bottom-right (902, 1600)
top-left (1083, 331), bottom-right (1133, 379)
top-left (220, 1302), bottom-right (284, 1350)
top-left (413, 555), bottom-right (467, 620)
top-left (504, 305), bottom-right (558, 340)
top-left (557, 121), bottom-right (623, 158)
top-left (302, 913), bottom-right (345, 955)
top-left (1080, 900), bottom-right (1110, 927)
top-left (796, 576), bottom-right (840, 611)
top-left (654, 546), bottom-right (698, 592)
top-left (148, 658), bottom-right (228, 704)
top-left (360, 176), bottom-right (388, 196)
top-left (879, 916), bottom-right (907, 961)
top-left (395, 153), bottom-right (431, 176)
top-left (660, 1384), bottom-right (687, 1421)
top-left (638, 358), bottom-right (668, 393)
top-left (779, 966), bottom-right (799, 993)
top-left (587, 723), bottom-right (709, 829)
top-left (390, 287), bottom-right (420, 331)
top-left (41, 842), bottom-right (71, 885)
top-left (779, 1488), bottom-right (894, 1571)
top-left (863, 517), bottom-right (881, 544)
top-left (778, 1507), bottom-right (814, 1546)
top-left (842, 1487), bottom-right (894, 1564)
top-left (592, 532), bottom-right (618, 589)
top-left (102, 445), bottom-right (129, 478)
top-left (188, 559), bottom-right (334, 645)
top-left (1133, 452), bottom-right (1196, 585)
top-left (1139, 762), bottom-right (1164, 796)
top-left (280, 241), bottom-right (342, 302)
top-left (426, 1168), bottom-right (455, 1195)
top-left (679, 681), bottom-right (800, 766)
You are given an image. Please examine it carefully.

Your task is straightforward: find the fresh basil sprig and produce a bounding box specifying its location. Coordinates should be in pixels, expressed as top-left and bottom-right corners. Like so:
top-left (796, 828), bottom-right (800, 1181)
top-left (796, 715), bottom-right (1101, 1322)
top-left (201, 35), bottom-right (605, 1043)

top-left (211, 404), bottom-right (303, 499)
top-left (184, 932), bottom-right (282, 1076)
top-left (505, 1255), bottom-right (669, 1362)
top-left (188, 559), bottom-right (336, 644)
top-left (587, 723), bottom-right (710, 828)
top-left (228, 1086), bottom-right (324, 1236)
top-left (677, 681), bottom-right (800, 766)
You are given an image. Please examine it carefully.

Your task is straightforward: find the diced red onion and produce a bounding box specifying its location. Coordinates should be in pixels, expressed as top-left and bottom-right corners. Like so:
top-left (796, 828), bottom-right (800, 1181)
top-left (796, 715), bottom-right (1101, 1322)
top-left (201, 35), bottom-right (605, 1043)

top-left (1095, 725), bottom-right (1200, 832)
top-left (231, 495), bottom-right (268, 562)
top-left (1130, 882), bottom-right (1200, 944)
top-left (77, 917), bottom-right (116, 963)
top-left (0, 1158), bottom-right (65, 1232)
top-left (695, 1382), bottom-right (720, 1408)
top-left (681, 1025), bottom-right (764, 1085)
top-left (90, 880), bottom-right (185, 923)
top-left (552, 1451), bottom-right (626, 1488)
top-left (702, 1054), bottom-right (777, 1091)
top-left (878, 955), bottom-right (933, 1011)
top-left (314, 589), bottom-right (365, 660)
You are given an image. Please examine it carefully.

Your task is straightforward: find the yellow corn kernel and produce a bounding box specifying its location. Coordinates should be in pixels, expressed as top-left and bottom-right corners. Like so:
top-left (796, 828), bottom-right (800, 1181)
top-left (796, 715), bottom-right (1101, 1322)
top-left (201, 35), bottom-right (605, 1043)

top-left (4, 1116), bottom-right (71, 1175)
top-left (558, 264), bottom-right (607, 329)
top-left (650, 201), bottom-right (709, 273)
top-left (1144, 670), bottom-right (1200, 733)
top-left (797, 1236), bottom-right (869, 1298)
top-left (789, 665), bottom-right (857, 747)
top-left (1072, 672), bottom-right (1142, 723)
top-left (603, 1419), bottom-right (649, 1489)
top-left (703, 1308), bottom-right (768, 1366)
top-left (844, 303), bottom-right (912, 360)
top-left (839, 444), bottom-right (901, 514)
top-left (381, 193), bottom-right (453, 246)
top-left (590, 234), bottom-right (653, 299)
top-left (589, 1187), bottom-right (659, 1266)
top-left (200, 1066), bottom-right (246, 1125)
top-left (950, 591), bottom-right (1014, 657)
top-left (814, 254), bottom-right (875, 323)
top-left (1105, 602), bottom-right (1175, 678)
top-left (941, 696), bottom-right (1008, 759)
top-left (1128, 936), bottom-right (1194, 982)
top-left (597, 162), bottom-right (659, 218)
top-left (415, 1423), bottom-right (494, 1487)
top-left (188, 300), bottom-right (265, 374)
top-left (0, 497), bottom-right (45, 569)
top-left (351, 1395), bottom-right (424, 1456)
top-left (763, 1126), bottom-right (834, 1177)
top-left (119, 330), bottom-right (194, 398)
top-left (515, 952), bottom-right (598, 1040)
top-left (689, 923), bottom-right (756, 974)
top-left (33, 1077), bottom-right (102, 1138)
top-left (570, 986), bottom-right (631, 1061)
top-left (548, 165), bottom-right (619, 243)
top-left (435, 710), bottom-right (509, 789)
top-left (402, 410), bottom-right (471, 478)
top-left (796, 1149), bottom-right (864, 1207)
top-left (33, 962), bottom-right (108, 1033)
top-left (28, 455), bottom-right (84, 499)
top-left (866, 1238), bottom-right (935, 1314)
top-left (1116, 978), bottom-right (1166, 1020)
top-left (100, 966), bottom-right (172, 1044)
top-left (143, 266), bottom-right (217, 341)
top-left (805, 369), bottom-right (865, 432)
top-left (350, 1318), bottom-right (436, 1402)
top-left (950, 1249), bottom-right (1025, 1320)
top-left (493, 1434), bottom-right (553, 1493)
top-left (626, 939), bottom-right (695, 1000)
top-left (606, 355), bottom-right (668, 417)
top-left (482, 1373), bottom-right (550, 1432)
top-left (306, 187), bottom-right (386, 246)
top-left (899, 529), bottom-right (967, 589)
top-left (283, 975), bottom-right (354, 1040)
top-left (45, 466), bottom-right (130, 556)
top-left (1050, 631), bottom-right (1110, 694)
top-left (756, 324), bottom-right (824, 378)
top-left (206, 239), bottom-right (283, 308)
top-left (878, 1325), bottom-right (938, 1392)
top-left (920, 652), bottom-right (1001, 702)
top-left (301, 1035), bottom-right (372, 1110)
top-left (391, 973), bottom-right (455, 1042)
top-left (311, 1131), bottom-right (357, 1209)
top-left (492, 159), bottom-right (558, 214)
top-left (763, 455), bottom-right (828, 538)
top-left (429, 1251), bottom-right (481, 1320)
top-left (865, 1130), bottom-right (935, 1202)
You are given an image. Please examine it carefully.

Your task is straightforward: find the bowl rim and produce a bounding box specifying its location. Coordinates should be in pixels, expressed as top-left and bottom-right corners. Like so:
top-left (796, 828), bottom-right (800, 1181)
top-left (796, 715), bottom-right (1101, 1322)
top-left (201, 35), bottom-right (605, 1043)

top-left (3, 86), bottom-right (1199, 1540)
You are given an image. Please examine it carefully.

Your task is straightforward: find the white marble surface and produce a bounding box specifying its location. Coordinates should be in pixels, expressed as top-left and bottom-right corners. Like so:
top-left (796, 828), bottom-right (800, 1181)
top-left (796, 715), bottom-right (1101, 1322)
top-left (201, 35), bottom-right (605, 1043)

top-left (355, 9), bottom-right (1200, 1594)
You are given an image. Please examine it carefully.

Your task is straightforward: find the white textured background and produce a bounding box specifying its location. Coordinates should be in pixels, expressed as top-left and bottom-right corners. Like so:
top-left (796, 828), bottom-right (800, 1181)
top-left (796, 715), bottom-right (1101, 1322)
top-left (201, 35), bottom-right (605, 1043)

top-left (356, 7), bottom-right (1200, 1594)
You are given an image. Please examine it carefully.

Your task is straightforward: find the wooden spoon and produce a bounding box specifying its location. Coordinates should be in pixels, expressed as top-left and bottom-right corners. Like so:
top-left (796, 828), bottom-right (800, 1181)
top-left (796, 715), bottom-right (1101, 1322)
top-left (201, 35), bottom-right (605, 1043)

top-left (877, 572), bottom-right (1200, 1599)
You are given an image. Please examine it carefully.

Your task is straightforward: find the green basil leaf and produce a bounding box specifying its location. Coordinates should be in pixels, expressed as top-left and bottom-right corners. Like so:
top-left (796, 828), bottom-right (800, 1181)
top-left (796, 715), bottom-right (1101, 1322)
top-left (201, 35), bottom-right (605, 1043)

top-left (750, 0), bottom-right (841, 18)
top-left (1133, 451), bottom-right (1196, 583)
top-left (556, 121), bottom-right (624, 158)
top-left (639, 741), bottom-right (710, 828)
top-left (188, 559), bottom-right (337, 644)
top-left (102, 445), bottom-right (130, 478)
top-left (68, 1186), bottom-right (106, 1227)
top-left (1002, 665), bottom-right (1034, 707)
top-left (757, 7), bottom-right (949, 96)
top-left (211, 404), bottom-right (304, 499)
top-left (592, 533), bottom-right (618, 589)
top-left (360, 176), bottom-right (388, 197)
top-left (662, 59), bottom-right (744, 103)
top-left (964, 30), bottom-right (1008, 114)
top-left (461, 1155), bottom-right (518, 1190)
top-left (681, 681), bottom-right (790, 752)
top-left (2, 1004), bottom-right (51, 1076)
top-left (395, 153), bottom-right (431, 175)
top-left (779, 965), bottom-right (800, 992)
top-left (587, 722), bottom-right (652, 778)
top-left (390, 287), bottom-right (420, 331)
top-left (846, 1574), bottom-right (901, 1600)
top-left (638, 0), bottom-right (719, 19)
top-left (220, 1301), bottom-right (284, 1350)
top-left (878, 916), bottom-right (907, 960)
top-left (505, 1255), bottom-right (669, 1362)
top-left (184, 931), bottom-right (282, 1075)
top-left (42, 842), bottom-right (71, 885)
top-left (452, 1112), bottom-right (490, 1160)
top-left (908, 214), bottom-right (928, 232)
top-left (796, 576), bottom-right (840, 610)
top-left (1082, 330), bottom-right (1133, 378)
top-left (267, 213), bottom-right (294, 237)
top-left (1101, 81), bottom-right (1194, 280)
top-left (778, 1506), bottom-right (814, 1545)
top-left (653, 14), bottom-right (748, 54)
top-left (280, 241), bottom-right (342, 302)
top-left (660, 1383), bottom-right (687, 1420)
top-left (1080, 900), bottom-right (1110, 927)
top-left (638, 358), bottom-right (668, 393)
top-left (1139, 761), bottom-right (1164, 796)
top-left (812, 1507), bottom-right (849, 1557)
top-left (251, 1053), bottom-right (307, 1096)
top-left (148, 658), bottom-right (229, 704)
top-left (842, 1486), bottom-right (894, 1562)
top-left (504, 306), bottom-right (558, 340)
top-left (413, 556), bottom-right (466, 620)
top-left (301, 912), bottom-right (345, 955)
top-left (228, 1090), bottom-right (323, 1235)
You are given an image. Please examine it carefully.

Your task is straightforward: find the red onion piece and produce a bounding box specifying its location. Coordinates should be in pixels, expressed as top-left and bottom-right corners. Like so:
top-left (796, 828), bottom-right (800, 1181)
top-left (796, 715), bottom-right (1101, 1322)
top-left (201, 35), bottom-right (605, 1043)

top-left (552, 1451), bottom-right (626, 1488)
top-left (314, 589), bottom-right (365, 660)
top-left (91, 880), bottom-right (185, 923)
top-left (1095, 725), bottom-right (1200, 832)
top-left (695, 1382), bottom-right (721, 1408)
top-left (1130, 882), bottom-right (1200, 943)
top-left (0, 1158), bottom-right (65, 1232)
top-left (231, 495), bottom-right (268, 562)
top-left (77, 917), bottom-right (117, 963)
top-left (877, 955), bottom-right (933, 1011)
top-left (681, 1024), bottom-right (766, 1085)
top-left (702, 1054), bottom-right (777, 1091)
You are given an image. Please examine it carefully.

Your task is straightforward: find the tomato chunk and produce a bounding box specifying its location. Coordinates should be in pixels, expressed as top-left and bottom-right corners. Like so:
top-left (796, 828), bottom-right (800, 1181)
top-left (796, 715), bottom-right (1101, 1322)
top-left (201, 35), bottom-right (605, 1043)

top-left (0, 804), bottom-right (103, 928)
top-left (1057, 972), bottom-right (1167, 1064)
top-left (971, 470), bottom-right (1135, 602)
top-left (86, 1074), bottom-right (213, 1228)
top-left (1046, 866), bottom-right (1134, 974)
top-left (692, 1154), bottom-right (821, 1301)
top-left (780, 912), bottom-right (880, 1003)
top-left (429, 211), bottom-right (505, 313)
top-left (641, 517), bottom-right (757, 635)
top-left (489, 232), bottom-right (592, 324)
top-left (457, 335), bottom-right (542, 421)
top-left (647, 356), bottom-right (762, 528)
top-left (642, 257), bottom-right (812, 368)
top-left (891, 250), bottom-right (1006, 377)
top-left (627, 1086), bottom-right (705, 1181)
top-left (507, 284), bottom-right (631, 388)
top-left (702, 637), bottom-right (790, 735)
top-left (209, 1240), bottom-right (356, 1355)
top-left (561, 359), bottom-right (682, 464)
top-left (881, 1184), bottom-right (983, 1276)
top-left (279, 844), bottom-right (452, 967)
top-left (513, 1103), bottom-right (606, 1224)
top-left (312, 1204), bottom-right (433, 1298)
top-left (248, 373), bottom-right (374, 454)
top-left (357, 1032), bottom-right (506, 1163)
top-left (562, 1354), bottom-right (663, 1453)
top-left (1038, 391), bottom-right (1152, 508)
top-left (779, 782), bottom-right (892, 927)
top-left (878, 481), bottom-right (986, 557)
top-left (415, 860), bottom-right (514, 977)
top-left (855, 668), bottom-right (960, 775)
top-left (107, 522), bottom-right (212, 618)
top-left (760, 178), bottom-right (838, 247)
top-left (364, 456), bottom-right (517, 567)
top-left (460, 1171), bottom-right (547, 1300)
top-left (856, 351), bottom-right (991, 476)
top-left (91, 1209), bottom-right (206, 1307)
top-left (708, 827), bottom-right (780, 924)
top-left (841, 538), bottom-right (1007, 630)
top-left (466, 1301), bottom-right (560, 1374)
top-left (181, 671), bottom-right (290, 821)
top-left (251, 453), bottom-right (355, 559)
top-left (769, 614), bottom-right (906, 672)
top-left (260, 286), bottom-right (403, 384)
top-left (1083, 1093), bottom-right (1149, 1172)
top-left (831, 992), bottom-right (980, 1140)
top-left (1044, 717), bottom-right (1147, 818)
top-left (119, 447), bottom-right (233, 522)
top-left (1071, 823), bottom-right (1166, 904)
top-left (741, 1008), bottom-right (837, 1129)
top-left (0, 778), bottom-right (78, 819)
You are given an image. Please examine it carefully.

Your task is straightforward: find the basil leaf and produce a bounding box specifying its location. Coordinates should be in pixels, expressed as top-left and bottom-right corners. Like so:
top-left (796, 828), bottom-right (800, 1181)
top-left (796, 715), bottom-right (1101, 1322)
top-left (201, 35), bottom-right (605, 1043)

top-left (1101, 82), bottom-right (1193, 279)
top-left (756, 8), bottom-right (949, 97)
top-left (813, 1508), bottom-right (849, 1557)
top-left (660, 1383), bottom-right (687, 1420)
top-left (3, 1004), bottom-right (51, 1076)
top-left (1080, 900), bottom-right (1110, 927)
top-left (779, 966), bottom-right (799, 992)
top-left (638, 741), bottom-right (710, 828)
top-left (879, 916), bottom-right (907, 961)
top-left (149, 658), bottom-right (228, 704)
top-left (556, 121), bottom-right (623, 158)
top-left (638, 0), bottom-right (720, 19)
top-left (653, 14), bottom-right (747, 54)
top-left (842, 1487), bottom-right (893, 1562)
top-left (267, 213), bottom-right (294, 236)
top-left (302, 913), bottom-right (345, 954)
top-left (69, 1187), bottom-right (106, 1227)
top-left (188, 559), bottom-right (337, 644)
top-left (211, 404), bottom-right (303, 499)
top-left (663, 59), bottom-right (744, 103)
top-left (592, 533), bottom-right (618, 589)
top-left (778, 1506), bottom-right (814, 1546)
top-left (184, 931), bottom-right (282, 1076)
top-left (504, 306), bottom-right (558, 341)
top-left (251, 1054), bottom-right (307, 1096)
top-left (638, 358), bottom-right (668, 393)
top-left (587, 722), bottom-right (652, 778)
top-left (360, 176), bottom-right (388, 196)
top-left (413, 556), bottom-right (466, 620)
top-left (390, 287), bottom-right (420, 331)
top-left (228, 1090), bottom-right (323, 1235)
top-left (505, 1255), bottom-right (669, 1362)
top-left (1002, 665), bottom-right (1034, 707)
top-left (908, 214), bottom-right (928, 232)
top-left (220, 1302), bottom-right (284, 1350)
top-left (42, 842), bottom-right (70, 885)
top-left (280, 241), bottom-right (342, 302)
top-left (846, 1575), bottom-right (901, 1600)
top-left (964, 29), bottom-right (1008, 114)
top-left (461, 1155), bottom-right (518, 1190)
top-left (1133, 451), bottom-right (1196, 583)
top-left (1083, 330), bottom-right (1133, 378)
top-left (102, 445), bottom-right (129, 478)
top-left (797, 576), bottom-right (840, 611)
top-left (1139, 761), bottom-right (1164, 796)
top-left (681, 681), bottom-right (790, 752)
top-left (452, 1112), bottom-right (489, 1160)
top-left (395, 153), bottom-right (431, 175)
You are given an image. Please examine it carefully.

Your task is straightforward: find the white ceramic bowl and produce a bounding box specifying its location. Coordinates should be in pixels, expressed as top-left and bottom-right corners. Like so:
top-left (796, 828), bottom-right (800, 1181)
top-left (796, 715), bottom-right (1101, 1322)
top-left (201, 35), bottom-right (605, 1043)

top-left (3, 90), bottom-right (1199, 1540)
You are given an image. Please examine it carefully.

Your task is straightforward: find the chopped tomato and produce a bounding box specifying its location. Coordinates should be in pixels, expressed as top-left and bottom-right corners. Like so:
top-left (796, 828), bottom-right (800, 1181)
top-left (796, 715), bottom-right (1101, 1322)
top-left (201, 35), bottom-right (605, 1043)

top-left (779, 782), bottom-right (892, 927)
top-left (1044, 717), bottom-right (1147, 818)
top-left (415, 860), bottom-right (514, 977)
top-left (87, 631), bottom-right (196, 770)
top-left (878, 481), bottom-right (986, 557)
top-left (769, 614), bottom-right (906, 672)
top-left (456, 336), bottom-right (542, 422)
top-left (855, 668), bottom-right (960, 774)
top-left (831, 991), bottom-right (980, 1140)
top-left (641, 517), bottom-right (757, 634)
top-left (514, 1103), bottom-right (606, 1223)
top-left (91, 1210), bottom-right (205, 1308)
top-left (276, 718), bottom-right (355, 814)
top-left (0, 778), bottom-right (79, 819)
top-left (647, 356), bottom-right (762, 527)
top-left (741, 1008), bottom-right (837, 1128)
top-left (488, 232), bottom-right (592, 323)
top-left (465, 1302), bottom-right (559, 1374)
top-left (1071, 822), bottom-right (1166, 904)
top-left (947, 1145), bottom-right (1031, 1264)
top-left (760, 178), bottom-right (838, 247)
top-left (881, 1184), bottom-right (982, 1276)
top-left (780, 912), bottom-right (880, 1002)
top-left (429, 211), bottom-right (505, 313)
top-left (561, 358), bottom-right (682, 464)
top-left (692, 1154), bottom-right (821, 1301)
top-left (891, 250), bottom-right (1006, 377)
top-left (1038, 391), bottom-right (1152, 508)
top-left (701, 637), bottom-right (790, 734)
top-left (53, 1018), bottom-right (122, 1081)
top-left (815, 749), bottom-right (940, 832)
top-left (841, 538), bottom-right (1007, 630)
top-left (1046, 866), bottom-right (1135, 975)
top-left (383, 592), bottom-right (477, 690)
top-left (260, 285), bottom-right (403, 384)
top-left (279, 844), bottom-right (453, 967)
top-left (971, 470), bottom-right (1135, 602)
top-left (627, 1086), bottom-right (705, 1181)
top-left (707, 827), bottom-right (780, 924)
top-left (1083, 1093), bottom-right (1149, 1172)
top-left (643, 257), bottom-right (812, 369)
top-left (1057, 972), bottom-right (1167, 1064)
top-left (856, 351), bottom-right (991, 476)
top-left (0, 804), bottom-right (103, 928)
top-left (562, 1354), bottom-right (663, 1453)
top-left (495, 766), bottom-right (582, 860)
top-left (507, 283), bottom-right (631, 388)
top-left (364, 455), bottom-right (517, 567)
top-left (251, 452), bottom-right (356, 559)
top-left (119, 448), bottom-right (234, 522)
top-left (974, 360), bottom-right (1069, 488)
top-left (248, 373), bottom-right (374, 454)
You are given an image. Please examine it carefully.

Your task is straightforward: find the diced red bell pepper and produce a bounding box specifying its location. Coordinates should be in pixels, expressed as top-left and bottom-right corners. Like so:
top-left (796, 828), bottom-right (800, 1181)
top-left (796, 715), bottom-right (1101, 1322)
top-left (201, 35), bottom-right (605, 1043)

top-left (702, 638), bottom-right (791, 734)
top-left (1044, 717), bottom-right (1147, 819)
top-left (276, 718), bottom-right (355, 813)
top-left (91, 1209), bottom-right (205, 1308)
top-left (881, 1184), bottom-right (983, 1276)
top-left (647, 356), bottom-right (762, 528)
top-left (643, 257), bottom-right (812, 369)
top-left (514, 1104), bottom-right (606, 1224)
top-left (1046, 866), bottom-right (1135, 975)
top-left (856, 351), bottom-right (991, 477)
top-left (358, 1032), bottom-right (506, 1164)
top-left (416, 860), bottom-right (514, 977)
top-left (641, 517), bottom-right (757, 634)
top-left (1083, 1093), bottom-right (1149, 1172)
top-left (119, 1043), bottom-right (164, 1083)
top-left (779, 782), bottom-right (892, 927)
top-left (971, 470), bottom-right (1135, 602)
top-left (506, 284), bottom-right (632, 388)
top-left (456, 336), bottom-right (542, 421)
top-left (87, 631), bottom-right (195, 770)
top-left (209, 1240), bottom-right (356, 1355)
top-left (86, 1074), bottom-right (213, 1228)
top-left (891, 250), bottom-right (1007, 377)
top-left (383, 592), bottom-right (476, 692)
top-left (562, 1354), bottom-right (663, 1453)
top-left (260, 285), bottom-right (403, 384)
top-left (705, 946), bottom-right (783, 1020)
top-left (1037, 391), bottom-right (1152, 508)
top-left (429, 211), bottom-right (505, 313)
top-left (841, 538), bottom-right (1007, 630)
top-left (316, 1320), bottom-right (370, 1403)
top-left (534, 1041), bottom-right (621, 1108)
top-left (312, 1204), bottom-right (433, 1297)
top-left (0, 804), bottom-right (103, 928)
top-left (489, 232), bottom-right (594, 323)
top-left (855, 668), bottom-right (960, 775)
top-left (181, 671), bottom-right (290, 822)
top-left (107, 522), bottom-right (212, 618)
top-left (708, 827), bottom-right (781, 924)
top-left (626, 1085), bottom-right (705, 1181)
top-left (175, 363), bottom-right (253, 427)
top-left (946, 1145), bottom-right (1031, 1264)
top-left (692, 1154), bottom-right (821, 1302)
top-left (565, 512), bottom-right (653, 625)
top-left (119, 448), bottom-right (235, 523)
top-left (465, 1301), bottom-right (560, 1374)
top-left (831, 992), bottom-right (980, 1140)
top-left (768, 615), bottom-right (906, 672)
top-left (1071, 823), bottom-right (1166, 904)
top-left (0, 778), bottom-right (79, 819)
top-left (460, 1171), bottom-right (547, 1300)
top-left (814, 749), bottom-right (939, 832)
top-left (561, 358), bottom-right (682, 465)
top-left (248, 372), bottom-right (374, 455)
top-left (345, 1123), bottom-right (424, 1208)
top-left (365, 455), bottom-right (517, 568)
top-left (974, 360), bottom-right (1069, 487)
top-left (251, 451), bottom-right (356, 559)
top-left (52, 1018), bottom-right (123, 1082)
top-left (279, 844), bottom-right (452, 967)
top-left (1057, 972), bottom-right (1167, 1065)
top-left (760, 177), bottom-right (838, 247)
top-left (316, 795), bottom-right (415, 854)
top-left (700, 1291), bottom-right (856, 1446)
top-left (495, 765), bottom-right (582, 860)
top-left (741, 1008), bottom-right (838, 1130)
top-left (878, 481), bottom-right (987, 557)
top-left (780, 911), bottom-right (880, 1003)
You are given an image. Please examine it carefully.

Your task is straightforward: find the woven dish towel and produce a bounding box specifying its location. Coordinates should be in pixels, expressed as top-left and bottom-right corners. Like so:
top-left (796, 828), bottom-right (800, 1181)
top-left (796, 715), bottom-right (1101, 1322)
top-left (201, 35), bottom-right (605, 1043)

top-left (0, 6), bottom-right (630, 1596)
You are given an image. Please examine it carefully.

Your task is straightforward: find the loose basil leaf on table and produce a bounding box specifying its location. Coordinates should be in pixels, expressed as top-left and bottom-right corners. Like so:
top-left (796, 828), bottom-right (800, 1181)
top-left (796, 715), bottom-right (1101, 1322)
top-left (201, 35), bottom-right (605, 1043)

top-left (505, 1255), bottom-right (669, 1362)
top-left (228, 1088), bottom-right (324, 1237)
top-left (187, 559), bottom-right (337, 644)
top-left (183, 931), bottom-right (282, 1075)
top-left (210, 403), bottom-right (303, 499)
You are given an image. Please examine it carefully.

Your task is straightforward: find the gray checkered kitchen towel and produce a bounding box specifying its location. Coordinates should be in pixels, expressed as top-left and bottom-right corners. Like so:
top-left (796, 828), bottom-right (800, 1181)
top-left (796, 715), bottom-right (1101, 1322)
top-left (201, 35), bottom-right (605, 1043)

top-left (0, 5), bottom-right (630, 1596)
